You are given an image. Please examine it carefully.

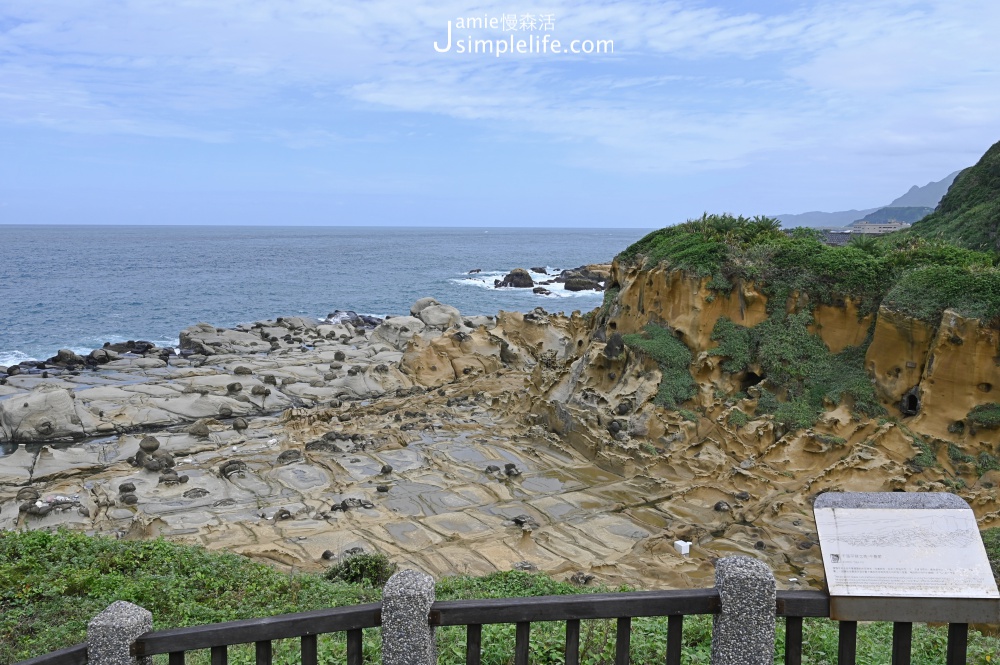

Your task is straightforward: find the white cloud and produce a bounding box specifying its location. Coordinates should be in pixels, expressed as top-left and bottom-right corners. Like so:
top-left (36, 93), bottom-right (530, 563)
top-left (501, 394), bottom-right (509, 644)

top-left (0, 0), bottom-right (998, 178)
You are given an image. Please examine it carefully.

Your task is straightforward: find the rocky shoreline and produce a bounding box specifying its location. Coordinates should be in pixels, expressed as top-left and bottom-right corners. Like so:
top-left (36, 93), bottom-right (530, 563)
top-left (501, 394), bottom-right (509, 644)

top-left (5, 253), bottom-right (999, 592)
top-left (2, 266), bottom-right (689, 588)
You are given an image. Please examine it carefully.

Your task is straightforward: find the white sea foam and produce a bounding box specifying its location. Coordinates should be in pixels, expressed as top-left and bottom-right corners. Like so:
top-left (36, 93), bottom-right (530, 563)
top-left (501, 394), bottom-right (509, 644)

top-left (451, 268), bottom-right (603, 298)
top-left (0, 350), bottom-right (36, 367)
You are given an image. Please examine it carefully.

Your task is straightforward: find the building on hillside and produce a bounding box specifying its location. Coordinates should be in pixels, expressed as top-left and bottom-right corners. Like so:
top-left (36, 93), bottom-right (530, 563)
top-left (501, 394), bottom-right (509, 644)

top-left (821, 231), bottom-right (853, 246)
top-left (849, 220), bottom-right (912, 234)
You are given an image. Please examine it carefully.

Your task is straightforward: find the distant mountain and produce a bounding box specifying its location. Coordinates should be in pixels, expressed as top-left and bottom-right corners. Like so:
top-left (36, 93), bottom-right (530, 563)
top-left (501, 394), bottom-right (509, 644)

top-left (888, 171), bottom-right (961, 207)
top-left (910, 141), bottom-right (1000, 252)
top-left (775, 171), bottom-right (961, 228)
top-left (855, 207), bottom-right (934, 225)
top-left (774, 208), bottom-right (880, 228)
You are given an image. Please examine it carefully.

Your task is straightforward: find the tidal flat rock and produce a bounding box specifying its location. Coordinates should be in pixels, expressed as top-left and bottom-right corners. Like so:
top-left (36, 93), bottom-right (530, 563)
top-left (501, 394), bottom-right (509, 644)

top-left (371, 316), bottom-right (427, 351)
top-left (0, 384), bottom-right (95, 442)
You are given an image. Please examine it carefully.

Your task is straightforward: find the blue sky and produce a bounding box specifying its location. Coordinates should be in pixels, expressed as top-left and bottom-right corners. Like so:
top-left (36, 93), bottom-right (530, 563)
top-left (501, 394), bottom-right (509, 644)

top-left (0, 0), bottom-right (998, 227)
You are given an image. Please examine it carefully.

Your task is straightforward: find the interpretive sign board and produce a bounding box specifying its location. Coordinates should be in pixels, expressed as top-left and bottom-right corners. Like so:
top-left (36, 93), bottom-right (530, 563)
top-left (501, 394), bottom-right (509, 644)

top-left (814, 492), bottom-right (1000, 622)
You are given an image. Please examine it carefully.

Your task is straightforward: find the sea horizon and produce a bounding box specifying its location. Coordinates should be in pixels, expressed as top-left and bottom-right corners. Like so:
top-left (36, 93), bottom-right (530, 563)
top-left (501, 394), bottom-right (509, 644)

top-left (0, 225), bottom-right (646, 365)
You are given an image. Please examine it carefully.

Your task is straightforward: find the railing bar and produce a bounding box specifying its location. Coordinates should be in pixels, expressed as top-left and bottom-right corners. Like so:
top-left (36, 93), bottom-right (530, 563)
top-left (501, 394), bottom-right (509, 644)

top-left (616, 617), bottom-right (632, 665)
top-left (565, 619), bottom-right (581, 665)
top-left (169, 652), bottom-right (186, 665)
top-left (666, 615), bottom-right (683, 665)
top-left (255, 640), bottom-right (272, 665)
top-left (946, 623), bottom-right (968, 665)
top-left (784, 616), bottom-right (802, 665)
top-left (891, 622), bottom-right (912, 665)
top-left (211, 645), bottom-right (227, 665)
top-left (347, 629), bottom-right (363, 665)
top-left (515, 622), bottom-right (530, 665)
top-left (465, 623), bottom-right (482, 665)
top-left (301, 634), bottom-right (318, 665)
top-left (838, 621), bottom-right (857, 665)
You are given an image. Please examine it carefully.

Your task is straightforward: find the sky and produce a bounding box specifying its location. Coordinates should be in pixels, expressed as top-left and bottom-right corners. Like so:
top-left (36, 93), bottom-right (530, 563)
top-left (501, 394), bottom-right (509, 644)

top-left (0, 0), bottom-right (998, 227)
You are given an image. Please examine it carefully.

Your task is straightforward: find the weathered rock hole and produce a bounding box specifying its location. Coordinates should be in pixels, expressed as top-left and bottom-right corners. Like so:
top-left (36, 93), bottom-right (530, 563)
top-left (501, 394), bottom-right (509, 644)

top-left (741, 372), bottom-right (763, 392)
top-left (979, 383), bottom-right (993, 393)
top-left (899, 388), bottom-right (921, 416)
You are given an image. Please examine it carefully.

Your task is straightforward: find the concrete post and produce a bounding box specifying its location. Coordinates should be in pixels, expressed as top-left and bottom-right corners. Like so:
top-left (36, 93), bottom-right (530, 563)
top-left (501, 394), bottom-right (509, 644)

top-left (87, 600), bottom-right (152, 665)
top-left (711, 556), bottom-right (776, 665)
top-left (381, 569), bottom-right (436, 665)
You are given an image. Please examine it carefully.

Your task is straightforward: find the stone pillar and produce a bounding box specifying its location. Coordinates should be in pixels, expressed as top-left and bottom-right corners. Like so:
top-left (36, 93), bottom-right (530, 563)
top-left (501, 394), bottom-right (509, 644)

top-left (711, 556), bottom-right (776, 665)
top-left (381, 569), bottom-right (436, 665)
top-left (87, 600), bottom-right (152, 665)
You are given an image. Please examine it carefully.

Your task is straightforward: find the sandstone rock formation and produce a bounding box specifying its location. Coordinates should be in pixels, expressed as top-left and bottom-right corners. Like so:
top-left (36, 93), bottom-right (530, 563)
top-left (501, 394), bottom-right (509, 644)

top-left (4, 264), bottom-right (1000, 593)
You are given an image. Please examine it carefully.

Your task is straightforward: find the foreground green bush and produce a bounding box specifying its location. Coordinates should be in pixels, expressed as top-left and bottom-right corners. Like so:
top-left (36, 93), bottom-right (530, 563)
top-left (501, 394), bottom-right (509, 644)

top-left (3, 531), bottom-right (999, 664)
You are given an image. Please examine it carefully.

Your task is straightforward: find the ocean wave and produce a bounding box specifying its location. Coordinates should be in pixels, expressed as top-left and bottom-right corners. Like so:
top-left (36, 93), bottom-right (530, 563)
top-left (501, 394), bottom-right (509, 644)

top-left (0, 350), bottom-right (37, 367)
top-left (0, 336), bottom-right (181, 368)
top-left (450, 268), bottom-right (604, 298)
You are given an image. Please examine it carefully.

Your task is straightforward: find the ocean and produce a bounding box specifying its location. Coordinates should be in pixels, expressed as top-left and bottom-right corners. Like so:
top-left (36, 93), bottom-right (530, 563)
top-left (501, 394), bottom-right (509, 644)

top-left (0, 225), bottom-right (649, 365)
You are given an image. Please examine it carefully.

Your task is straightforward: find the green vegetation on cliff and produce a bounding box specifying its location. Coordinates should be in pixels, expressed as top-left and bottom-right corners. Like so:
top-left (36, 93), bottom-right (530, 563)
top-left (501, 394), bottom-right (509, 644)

top-left (621, 324), bottom-right (696, 408)
top-left (4, 531), bottom-right (999, 664)
top-left (710, 313), bottom-right (883, 429)
top-left (911, 140), bottom-right (1000, 252)
top-left (615, 211), bottom-right (1000, 424)
top-left (620, 213), bottom-right (999, 321)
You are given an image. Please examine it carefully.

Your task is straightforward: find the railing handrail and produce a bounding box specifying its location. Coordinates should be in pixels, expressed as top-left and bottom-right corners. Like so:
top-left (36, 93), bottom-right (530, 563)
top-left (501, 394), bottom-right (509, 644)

top-left (131, 601), bottom-right (383, 656)
top-left (13, 642), bottom-right (88, 665)
top-left (129, 588), bottom-right (832, 656)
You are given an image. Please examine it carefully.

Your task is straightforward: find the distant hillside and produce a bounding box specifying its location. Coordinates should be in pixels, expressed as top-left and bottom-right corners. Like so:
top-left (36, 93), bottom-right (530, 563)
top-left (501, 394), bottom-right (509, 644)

top-left (774, 208), bottom-right (879, 228)
top-left (911, 140), bottom-right (1000, 252)
top-left (889, 171), bottom-right (961, 207)
top-left (775, 170), bottom-right (960, 228)
top-left (856, 206), bottom-right (933, 225)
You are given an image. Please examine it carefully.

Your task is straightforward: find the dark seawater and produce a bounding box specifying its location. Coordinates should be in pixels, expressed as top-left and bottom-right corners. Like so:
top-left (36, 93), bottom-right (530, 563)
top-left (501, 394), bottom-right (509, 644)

top-left (0, 225), bottom-right (648, 365)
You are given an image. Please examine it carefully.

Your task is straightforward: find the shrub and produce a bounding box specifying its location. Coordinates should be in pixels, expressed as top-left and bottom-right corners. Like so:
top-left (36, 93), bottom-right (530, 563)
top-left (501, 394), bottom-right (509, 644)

top-left (910, 439), bottom-right (937, 470)
top-left (709, 317), bottom-right (752, 373)
top-left (968, 403), bottom-right (1000, 429)
top-left (708, 313), bottom-right (883, 430)
top-left (324, 552), bottom-right (397, 587)
top-left (977, 452), bottom-right (1000, 476)
top-left (728, 409), bottom-right (749, 428)
top-left (618, 212), bottom-right (996, 320)
top-left (948, 443), bottom-right (975, 464)
top-left (622, 324), bottom-right (696, 408)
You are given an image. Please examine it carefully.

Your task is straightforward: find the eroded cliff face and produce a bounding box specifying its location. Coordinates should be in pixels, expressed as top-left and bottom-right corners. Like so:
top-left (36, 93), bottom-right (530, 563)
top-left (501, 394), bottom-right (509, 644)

top-left (511, 259), bottom-right (1000, 586)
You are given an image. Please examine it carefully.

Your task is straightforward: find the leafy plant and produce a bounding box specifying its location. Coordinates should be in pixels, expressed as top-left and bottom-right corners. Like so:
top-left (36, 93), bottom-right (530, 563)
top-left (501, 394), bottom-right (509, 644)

top-left (969, 404), bottom-right (1000, 430)
top-left (977, 453), bottom-right (1000, 476)
top-left (324, 552), bottom-right (397, 587)
top-left (728, 409), bottom-right (749, 428)
top-left (708, 313), bottom-right (882, 430)
top-left (622, 324), bottom-right (696, 408)
top-left (948, 443), bottom-right (975, 464)
top-left (910, 439), bottom-right (937, 470)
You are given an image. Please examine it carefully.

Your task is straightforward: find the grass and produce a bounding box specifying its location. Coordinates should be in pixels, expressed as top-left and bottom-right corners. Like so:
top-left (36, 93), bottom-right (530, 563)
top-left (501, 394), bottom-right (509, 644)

top-left (621, 324), bottom-right (696, 409)
top-left (910, 438), bottom-right (938, 470)
top-left (3, 531), bottom-right (1000, 664)
top-left (969, 403), bottom-right (1000, 430)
